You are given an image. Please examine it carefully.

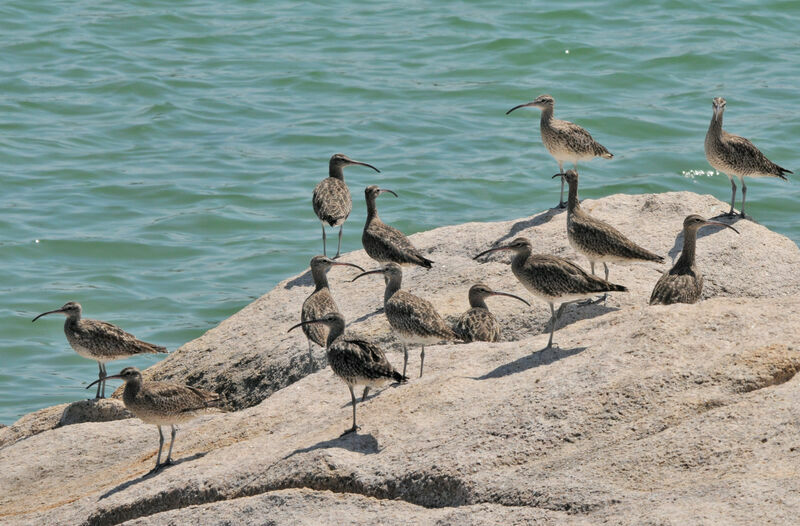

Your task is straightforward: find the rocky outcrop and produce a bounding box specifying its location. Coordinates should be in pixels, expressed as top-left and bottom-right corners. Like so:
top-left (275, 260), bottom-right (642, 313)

top-left (1, 192), bottom-right (799, 525)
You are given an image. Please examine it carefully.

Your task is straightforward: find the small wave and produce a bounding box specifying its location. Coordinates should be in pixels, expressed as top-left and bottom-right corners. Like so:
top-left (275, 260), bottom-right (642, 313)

top-left (681, 169), bottom-right (717, 179)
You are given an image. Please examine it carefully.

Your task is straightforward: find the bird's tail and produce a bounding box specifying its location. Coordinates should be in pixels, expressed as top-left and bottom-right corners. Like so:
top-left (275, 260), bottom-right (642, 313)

top-left (606, 282), bottom-right (628, 292)
top-left (143, 342), bottom-right (169, 354)
top-left (777, 165), bottom-right (792, 181)
top-left (418, 255), bottom-right (434, 269)
top-left (393, 370), bottom-right (409, 384)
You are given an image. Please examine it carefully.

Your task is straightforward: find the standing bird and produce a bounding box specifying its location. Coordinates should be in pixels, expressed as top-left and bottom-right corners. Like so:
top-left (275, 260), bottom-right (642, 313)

top-left (362, 185), bottom-right (433, 268)
top-left (507, 94), bottom-right (612, 208)
top-left (474, 238), bottom-right (626, 349)
top-left (554, 169), bottom-right (664, 291)
top-left (301, 256), bottom-right (364, 364)
top-left (352, 263), bottom-right (456, 377)
top-left (650, 215), bottom-right (739, 305)
top-left (289, 312), bottom-right (406, 435)
top-left (705, 97), bottom-right (791, 218)
top-left (453, 283), bottom-right (530, 343)
top-left (88, 367), bottom-right (224, 474)
top-left (32, 302), bottom-right (168, 399)
top-left (313, 153), bottom-right (380, 258)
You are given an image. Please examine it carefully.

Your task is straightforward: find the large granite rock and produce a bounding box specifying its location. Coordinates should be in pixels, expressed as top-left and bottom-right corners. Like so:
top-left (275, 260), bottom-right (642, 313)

top-left (1, 192), bottom-right (798, 525)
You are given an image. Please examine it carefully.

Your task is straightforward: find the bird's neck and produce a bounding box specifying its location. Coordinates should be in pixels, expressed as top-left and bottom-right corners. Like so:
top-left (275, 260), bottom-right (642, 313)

top-left (566, 180), bottom-right (580, 213)
top-left (366, 197), bottom-right (379, 221)
top-left (511, 249), bottom-right (531, 269)
top-left (539, 106), bottom-right (554, 127)
top-left (310, 267), bottom-right (329, 291)
top-left (325, 320), bottom-right (345, 346)
top-left (122, 379), bottom-right (142, 401)
top-left (469, 295), bottom-right (488, 309)
top-left (64, 315), bottom-right (80, 330)
top-left (329, 164), bottom-right (345, 180)
top-left (677, 228), bottom-right (698, 267)
top-left (707, 111), bottom-right (723, 139)
top-left (384, 276), bottom-right (402, 304)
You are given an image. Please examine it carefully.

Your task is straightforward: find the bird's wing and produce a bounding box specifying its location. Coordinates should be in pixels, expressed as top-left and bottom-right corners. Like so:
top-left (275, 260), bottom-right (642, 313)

top-left (570, 215), bottom-right (663, 262)
top-left (721, 132), bottom-right (791, 178)
top-left (80, 319), bottom-right (167, 355)
top-left (387, 291), bottom-right (455, 340)
top-left (312, 178), bottom-right (352, 225)
top-left (364, 222), bottom-right (430, 266)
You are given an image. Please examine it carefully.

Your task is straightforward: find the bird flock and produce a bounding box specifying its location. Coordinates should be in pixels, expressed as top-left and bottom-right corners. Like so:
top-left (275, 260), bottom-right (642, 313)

top-left (30, 95), bottom-right (790, 472)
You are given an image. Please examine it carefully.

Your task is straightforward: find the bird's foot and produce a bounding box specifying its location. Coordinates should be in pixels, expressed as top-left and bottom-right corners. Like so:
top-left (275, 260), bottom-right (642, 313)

top-left (557, 201), bottom-right (566, 209)
top-left (720, 210), bottom-right (737, 218)
top-left (340, 425), bottom-right (359, 437)
top-left (333, 253), bottom-right (342, 260)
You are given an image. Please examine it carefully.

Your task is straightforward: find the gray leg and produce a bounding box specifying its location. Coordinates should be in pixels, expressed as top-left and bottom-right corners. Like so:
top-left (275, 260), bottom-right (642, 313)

top-left (335, 224), bottom-right (343, 259)
top-left (341, 385), bottom-right (358, 435)
top-left (307, 340), bottom-right (314, 370)
top-left (362, 386), bottom-right (370, 402)
top-left (590, 261), bottom-right (595, 275)
top-left (165, 425), bottom-right (177, 465)
top-left (101, 362), bottom-right (107, 398)
top-left (547, 303), bottom-right (557, 348)
top-left (727, 177), bottom-right (737, 216)
top-left (603, 263), bottom-right (610, 281)
top-left (740, 177), bottom-right (747, 218)
top-left (151, 425), bottom-right (164, 472)
top-left (402, 344), bottom-right (409, 378)
top-left (320, 221), bottom-right (327, 256)
top-left (557, 161), bottom-right (566, 208)
top-left (419, 346), bottom-right (425, 378)
top-left (95, 362), bottom-right (105, 399)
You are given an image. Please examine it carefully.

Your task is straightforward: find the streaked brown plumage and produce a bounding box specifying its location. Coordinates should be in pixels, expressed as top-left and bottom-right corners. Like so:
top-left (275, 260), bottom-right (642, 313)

top-left (650, 215), bottom-right (739, 305)
top-left (556, 169), bottom-right (663, 285)
top-left (88, 366), bottom-right (224, 473)
top-left (705, 97), bottom-right (791, 218)
top-left (312, 154), bottom-right (380, 258)
top-left (352, 262), bottom-right (456, 377)
top-left (362, 185), bottom-right (433, 268)
top-left (454, 283), bottom-right (530, 343)
top-left (301, 256), bottom-right (364, 361)
top-left (507, 94), bottom-right (612, 208)
top-left (289, 312), bottom-right (406, 435)
top-left (474, 237), bottom-right (626, 348)
top-left (32, 301), bottom-right (168, 399)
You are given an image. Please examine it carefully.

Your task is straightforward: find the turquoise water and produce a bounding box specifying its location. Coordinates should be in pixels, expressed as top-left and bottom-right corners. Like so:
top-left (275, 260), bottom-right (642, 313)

top-left (1, 1), bottom-right (798, 424)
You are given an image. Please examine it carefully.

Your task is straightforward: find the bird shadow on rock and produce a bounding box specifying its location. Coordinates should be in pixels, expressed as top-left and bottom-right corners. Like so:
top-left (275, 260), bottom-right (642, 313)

top-left (284, 431), bottom-right (380, 459)
top-left (350, 308), bottom-right (384, 324)
top-left (667, 216), bottom-right (742, 262)
top-left (493, 207), bottom-right (564, 245)
top-left (284, 269), bottom-right (314, 290)
top-left (98, 452), bottom-right (208, 500)
top-left (473, 345), bottom-right (587, 380)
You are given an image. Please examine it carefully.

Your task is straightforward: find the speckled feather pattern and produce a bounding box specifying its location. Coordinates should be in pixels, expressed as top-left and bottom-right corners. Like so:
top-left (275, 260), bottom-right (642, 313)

top-left (454, 308), bottom-right (501, 343)
top-left (650, 266), bottom-right (703, 305)
top-left (512, 254), bottom-right (626, 302)
top-left (64, 318), bottom-right (167, 361)
top-left (385, 290), bottom-right (456, 341)
top-left (328, 336), bottom-right (404, 387)
top-left (123, 380), bottom-right (222, 425)
top-left (568, 209), bottom-right (664, 264)
top-left (313, 177), bottom-right (352, 226)
top-left (301, 288), bottom-right (338, 347)
top-left (362, 219), bottom-right (433, 267)
top-left (705, 129), bottom-right (790, 179)
top-left (542, 117), bottom-right (612, 163)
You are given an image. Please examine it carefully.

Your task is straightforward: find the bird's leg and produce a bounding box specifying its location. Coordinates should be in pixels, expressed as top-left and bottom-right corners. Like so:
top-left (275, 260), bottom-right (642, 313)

top-left (419, 346), bottom-right (425, 378)
top-left (320, 221), bottom-right (327, 257)
top-left (601, 263), bottom-right (610, 304)
top-left (402, 344), bottom-right (409, 378)
top-left (362, 386), bottom-right (370, 402)
top-left (149, 425), bottom-right (164, 474)
top-left (740, 178), bottom-right (747, 218)
top-left (578, 263), bottom-right (603, 305)
top-left (101, 362), bottom-right (107, 399)
top-left (164, 425), bottom-right (177, 466)
top-left (546, 303), bottom-right (557, 349)
top-left (726, 177), bottom-right (737, 217)
top-left (557, 161), bottom-right (566, 208)
top-left (307, 340), bottom-right (314, 371)
top-left (94, 362), bottom-right (105, 399)
top-left (590, 261), bottom-right (596, 275)
top-left (335, 224), bottom-right (343, 259)
top-left (341, 385), bottom-right (358, 436)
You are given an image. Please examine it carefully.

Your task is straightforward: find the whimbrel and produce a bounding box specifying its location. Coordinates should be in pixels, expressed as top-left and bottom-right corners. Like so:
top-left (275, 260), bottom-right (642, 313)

top-left (88, 366), bottom-right (223, 473)
top-left (289, 312), bottom-right (406, 435)
top-left (474, 237), bottom-right (626, 348)
top-left (554, 170), bottom-right (664, 294)
top-left (705, 97), bottom-right (791, 218)
top-left (362, 185), bottom-right (433, 268)
top-left (453, 283), bottom-right (530, 343)
top-left (353, 263), bottom-right (456, 377)
top-left (507, 94), bottom-right (612, 208)
top-left (301, 256), bottom-right (364, 364)
top-left (650, 215), bottom-right (739, 305)
top-left (32, 302), bottom-right (167, 399)
top-left (313, 154), bottom-right (380, 258)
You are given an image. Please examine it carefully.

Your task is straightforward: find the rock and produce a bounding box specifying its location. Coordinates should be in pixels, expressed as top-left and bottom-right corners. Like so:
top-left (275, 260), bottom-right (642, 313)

top-left (1, 192), bottom-right (799, 524)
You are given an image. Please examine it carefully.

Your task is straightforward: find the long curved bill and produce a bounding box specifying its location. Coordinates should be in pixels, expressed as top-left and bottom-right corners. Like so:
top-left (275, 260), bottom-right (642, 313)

top-left (704, 220), bottom-right (740, 234)
top-left (351, 160), bottom-right (381, 173)
top-left (86, 373), bottom-right (123, 390)
top-left (32, 308), bottom-right (64, 322)
top-left (288, 319), bottom-right (324, 333)
top-left (350, 268), bottom-right (385, 282)
top-left (378, 188), bottom-right (398, 198)
top-left (330, 261), bottom-right (365, 272)
top-left (552, 173), bottom-right (565, 179)
top-left (506, 101), bottom-right (537, 115)
top-left (473, 245), bottom-right (512, 260)
top-left (490, 291), bottom-right (531, 306)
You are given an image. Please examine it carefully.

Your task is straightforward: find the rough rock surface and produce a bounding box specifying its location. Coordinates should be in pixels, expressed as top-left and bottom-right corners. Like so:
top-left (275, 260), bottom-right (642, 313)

top-left (1, 192), bottom-right (799, 525)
